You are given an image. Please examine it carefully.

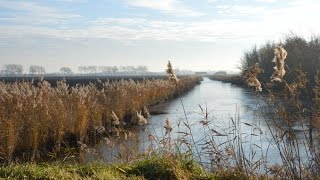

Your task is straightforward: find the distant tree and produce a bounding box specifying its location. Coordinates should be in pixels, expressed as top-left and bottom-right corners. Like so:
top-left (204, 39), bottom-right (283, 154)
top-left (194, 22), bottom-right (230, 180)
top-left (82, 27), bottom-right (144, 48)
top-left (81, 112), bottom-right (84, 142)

top-left (111, 66), bottom-right (119, 73)
top-left (213, 71), bottom-right (227, 76)
top-left (78, 66), bottom-right (86, 74)
top-left (136, 65), bottom-right (148, 73)
top-left (1, 64), bottom-right (23, 75)
top-left (87, 66), bottom-right (97, 74)
top-left (119, 66), bottom-right (126, 72)
top-left (78, 65), bottom-right (147, 75)
top-left (125, 66), bottom-right (138, 73)
top-left (59, 67), bottom-right (73, 75)
top-left (78, 66), bottom-right (99, 74)
top-left (29, 65), bottom-right (45, 75)
top-left (99, 66), bottom-right (113, 74)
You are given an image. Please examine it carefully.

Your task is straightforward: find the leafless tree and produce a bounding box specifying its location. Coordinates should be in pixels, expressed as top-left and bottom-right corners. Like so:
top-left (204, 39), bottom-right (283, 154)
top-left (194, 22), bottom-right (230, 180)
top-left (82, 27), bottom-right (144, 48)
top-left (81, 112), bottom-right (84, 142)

top-left (1, 64), bottom-right (23, 76)
top-left (29, 65), bottom-right (45, 75)
top-left (59, 67), bottom-right (73, 75)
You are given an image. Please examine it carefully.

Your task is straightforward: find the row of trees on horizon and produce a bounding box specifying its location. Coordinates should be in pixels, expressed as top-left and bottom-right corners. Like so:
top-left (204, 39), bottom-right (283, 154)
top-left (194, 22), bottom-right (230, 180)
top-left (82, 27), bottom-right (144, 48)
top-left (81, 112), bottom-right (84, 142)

top-left (0, 65), bottom-right (150, 76)
top-left (0, 64), bottom-right (196, 76)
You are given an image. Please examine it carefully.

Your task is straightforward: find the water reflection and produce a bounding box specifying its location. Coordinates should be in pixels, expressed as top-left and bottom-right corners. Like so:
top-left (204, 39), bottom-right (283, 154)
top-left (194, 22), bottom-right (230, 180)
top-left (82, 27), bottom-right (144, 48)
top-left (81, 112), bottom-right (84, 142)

top-left (88, 77), bottom-right (315, 169)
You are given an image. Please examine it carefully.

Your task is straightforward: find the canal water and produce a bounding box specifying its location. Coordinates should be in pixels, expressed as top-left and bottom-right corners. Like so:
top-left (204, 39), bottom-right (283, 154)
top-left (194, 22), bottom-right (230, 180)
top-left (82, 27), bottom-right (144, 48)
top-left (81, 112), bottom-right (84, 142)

top-left (88, 77), bottom-right (314, 170)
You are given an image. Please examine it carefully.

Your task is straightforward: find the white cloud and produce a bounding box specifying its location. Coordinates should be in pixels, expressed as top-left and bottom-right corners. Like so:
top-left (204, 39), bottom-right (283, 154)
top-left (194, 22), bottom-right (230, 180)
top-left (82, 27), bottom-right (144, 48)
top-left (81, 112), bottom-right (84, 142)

top-left (1, 0), bottom-right (319, 44)
top-left (56, 0), bottom-right (87, 2)
top-left (126, 0), bottom-right (205, 17)
top-left (0, 1), bottom-right (81, 25)
top-left (216, 4), bottom-right (269, 16)
top-left (215, 0), bottom-right (320, 38)
top-left (0, 17), bottom-right (280, 42)
top-left (255, 0), bottom-right (277, 3)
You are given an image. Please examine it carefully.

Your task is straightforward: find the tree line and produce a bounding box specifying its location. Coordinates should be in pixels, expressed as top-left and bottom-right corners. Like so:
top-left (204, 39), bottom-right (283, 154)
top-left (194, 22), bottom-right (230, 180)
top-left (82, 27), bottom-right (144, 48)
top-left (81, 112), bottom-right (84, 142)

top-left (0, 65), bottom-right (149, 76)
top-left (240, 33), bottom-right (320, 91)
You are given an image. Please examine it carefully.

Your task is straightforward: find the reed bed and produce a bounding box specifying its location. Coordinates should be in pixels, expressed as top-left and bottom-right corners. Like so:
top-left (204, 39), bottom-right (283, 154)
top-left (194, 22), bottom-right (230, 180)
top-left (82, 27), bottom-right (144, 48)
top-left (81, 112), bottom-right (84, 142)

top-left (0, 76), bottom-right (201, 162)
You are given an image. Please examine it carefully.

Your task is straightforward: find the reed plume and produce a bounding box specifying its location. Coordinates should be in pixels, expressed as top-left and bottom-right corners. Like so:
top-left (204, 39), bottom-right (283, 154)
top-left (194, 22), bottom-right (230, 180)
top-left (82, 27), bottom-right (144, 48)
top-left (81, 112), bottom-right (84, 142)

top-left (111, 111), bottom-right (120, 126)
top-left (142, 106), bottom-right (150, 118)
top-left (136, 111), bottom-right (148, 126)
top-left (166, 61), bottom-right (179, 85)
top-left (164, 117), bottom-right (172, 135)
top-left (271, 45), bottom-right (287, 82)
top-left (243, 63), bottom-right (263, 92)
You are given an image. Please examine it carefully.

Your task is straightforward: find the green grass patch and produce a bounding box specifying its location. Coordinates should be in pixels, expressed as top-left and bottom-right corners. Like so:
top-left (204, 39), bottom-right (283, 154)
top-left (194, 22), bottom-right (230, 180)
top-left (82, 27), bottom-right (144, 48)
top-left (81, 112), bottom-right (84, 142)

top-left (0, 163), bottom-right (129, 179)
top-left (0, 155), bottom-right (214, 179)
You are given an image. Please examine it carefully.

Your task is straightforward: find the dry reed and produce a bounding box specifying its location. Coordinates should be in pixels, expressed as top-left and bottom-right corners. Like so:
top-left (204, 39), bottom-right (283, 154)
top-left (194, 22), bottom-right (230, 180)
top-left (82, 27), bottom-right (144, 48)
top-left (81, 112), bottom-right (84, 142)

top-left (0, 76), bottom-right (201, 162)
top-left (243, 63), bottom-right (263, 92)
top-left (271, 45), bottom-right (288, 82)
top-left (166, 61), bottom-right (179, 85)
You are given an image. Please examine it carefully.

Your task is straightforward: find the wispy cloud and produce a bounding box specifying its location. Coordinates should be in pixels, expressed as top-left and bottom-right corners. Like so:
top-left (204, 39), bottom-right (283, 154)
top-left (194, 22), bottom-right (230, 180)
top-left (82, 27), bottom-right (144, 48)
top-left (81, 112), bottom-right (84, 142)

top-left (216, 4), bottom-right (270, 16)
top-left (0, 17), bottom-right (276, 42)
top-left (0, 0), bottom-right (319, 44)
top-left (255, 0), bottom-right (277, 3)
top-left (126, 0), bottom-right (204, 17)
top-left (0, 0), bottom-right (81, 25)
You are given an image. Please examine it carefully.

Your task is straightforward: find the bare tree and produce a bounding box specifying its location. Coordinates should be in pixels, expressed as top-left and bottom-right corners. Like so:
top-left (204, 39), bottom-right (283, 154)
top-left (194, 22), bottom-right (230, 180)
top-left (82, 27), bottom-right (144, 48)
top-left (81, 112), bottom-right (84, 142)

top-left (59, 67), bottom-right (73, 75)
top-left (120, 66), bottom-right (136, 73)
top-left (99, 66), bottom-right (113, 74)
top-left (87, 66), bottom-right (97, 74)
top-left (78, 66), bottom-right (86, 74)
top-left (29, 65), bottom-right (45, 75)
top-left (111, 66), bottom-right (119, 73)
top-left (136, 65), bottom-right (148, 73)
top-left (78, 66), bottom-right (100, 74)
top-left (1, 64), bottom-right (23, 76)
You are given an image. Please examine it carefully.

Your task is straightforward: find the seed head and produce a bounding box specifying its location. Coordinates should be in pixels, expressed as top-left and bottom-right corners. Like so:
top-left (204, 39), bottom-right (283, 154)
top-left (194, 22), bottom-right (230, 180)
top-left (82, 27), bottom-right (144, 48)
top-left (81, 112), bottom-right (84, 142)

top-left (164, 117), bottom-right (172, 135)
top-left (271, 45), bottom-right (287, 82)
top-left (136, 110), bottom-right (148, 125)
top-left (166, 61), bottom-right (179, 85)
top-left (243, 63), bottom-right (263, 92)
top-left (111, 111), bottom-right (120, 126)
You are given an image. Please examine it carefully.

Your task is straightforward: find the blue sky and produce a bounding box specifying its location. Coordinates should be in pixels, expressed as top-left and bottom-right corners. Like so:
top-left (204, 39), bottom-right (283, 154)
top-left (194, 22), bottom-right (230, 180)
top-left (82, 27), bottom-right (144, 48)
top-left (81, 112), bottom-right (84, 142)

top-left (1, 0), bottom-right (320, 73)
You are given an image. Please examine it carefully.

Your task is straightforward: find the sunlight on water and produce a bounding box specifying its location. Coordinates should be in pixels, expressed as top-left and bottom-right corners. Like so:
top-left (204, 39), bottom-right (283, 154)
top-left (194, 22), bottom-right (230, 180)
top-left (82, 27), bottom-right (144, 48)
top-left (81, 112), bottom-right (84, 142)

top-left (90, 78), bottom-right (315, 170)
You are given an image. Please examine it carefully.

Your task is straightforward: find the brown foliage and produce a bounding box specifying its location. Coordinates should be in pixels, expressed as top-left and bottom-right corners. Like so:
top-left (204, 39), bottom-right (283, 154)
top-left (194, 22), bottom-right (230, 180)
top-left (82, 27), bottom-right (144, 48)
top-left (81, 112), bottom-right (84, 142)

top-left (0, 76), bottom-right (201, 161)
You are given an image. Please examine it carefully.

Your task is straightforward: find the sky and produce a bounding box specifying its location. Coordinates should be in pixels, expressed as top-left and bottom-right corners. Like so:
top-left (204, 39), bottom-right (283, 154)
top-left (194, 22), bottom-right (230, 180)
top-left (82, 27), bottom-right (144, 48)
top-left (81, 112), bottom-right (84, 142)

top-left (1, 0), bottom-right (320, 73)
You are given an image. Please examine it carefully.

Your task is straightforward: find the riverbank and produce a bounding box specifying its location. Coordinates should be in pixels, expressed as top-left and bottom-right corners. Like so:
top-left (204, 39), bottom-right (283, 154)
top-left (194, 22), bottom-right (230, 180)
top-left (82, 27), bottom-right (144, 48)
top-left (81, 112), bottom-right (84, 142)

top-left (207, 74), bottom-right (245, 86)
top-left (0, 153), bottom-right (267, 179)
top-left (0, 155), bottom-right (216, 179)
top-left (1, 77), bottom-right (319, 179)
top-left (0, 75), bottom-right (202, 162)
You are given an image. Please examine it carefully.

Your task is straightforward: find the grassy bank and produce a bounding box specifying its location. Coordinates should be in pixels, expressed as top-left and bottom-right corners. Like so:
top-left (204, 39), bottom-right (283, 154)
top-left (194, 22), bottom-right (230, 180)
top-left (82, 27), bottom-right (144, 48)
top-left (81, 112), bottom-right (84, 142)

top-left (0, 155), bottom-right (215, 180)
top-left (208, 74), bottom-right (244, 86)
top-left (0, 76), bottom-right (201, 162)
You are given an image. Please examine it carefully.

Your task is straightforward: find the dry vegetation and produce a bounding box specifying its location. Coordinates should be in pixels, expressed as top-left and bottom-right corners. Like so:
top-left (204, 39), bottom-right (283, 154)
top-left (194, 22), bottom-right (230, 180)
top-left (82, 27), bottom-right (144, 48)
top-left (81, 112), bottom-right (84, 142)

top-left (2, 36), bottom-right (320, 179)
top-left (207, 38), bottom-right (320, 179)
top-left (0, 75), bottom-right (201, 162)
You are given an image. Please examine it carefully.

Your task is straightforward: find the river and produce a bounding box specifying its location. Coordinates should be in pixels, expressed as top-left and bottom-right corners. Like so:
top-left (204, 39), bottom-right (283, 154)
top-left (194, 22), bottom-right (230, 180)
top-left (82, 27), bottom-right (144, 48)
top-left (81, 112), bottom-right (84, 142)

top-left (87, 77), bottom-right (315, 171)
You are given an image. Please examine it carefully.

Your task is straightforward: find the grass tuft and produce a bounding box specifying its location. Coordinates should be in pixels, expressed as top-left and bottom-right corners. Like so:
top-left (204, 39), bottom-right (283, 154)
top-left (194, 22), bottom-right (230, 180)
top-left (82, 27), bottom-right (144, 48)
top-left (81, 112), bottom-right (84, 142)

top-left (0, 155), bottom-right (215, 180)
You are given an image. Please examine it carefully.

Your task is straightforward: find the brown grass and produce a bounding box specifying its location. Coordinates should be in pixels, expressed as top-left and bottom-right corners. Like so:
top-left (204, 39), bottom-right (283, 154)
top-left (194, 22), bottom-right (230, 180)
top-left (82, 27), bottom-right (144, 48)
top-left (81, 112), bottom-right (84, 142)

top-left (0, 76), bottom-right (201, 162)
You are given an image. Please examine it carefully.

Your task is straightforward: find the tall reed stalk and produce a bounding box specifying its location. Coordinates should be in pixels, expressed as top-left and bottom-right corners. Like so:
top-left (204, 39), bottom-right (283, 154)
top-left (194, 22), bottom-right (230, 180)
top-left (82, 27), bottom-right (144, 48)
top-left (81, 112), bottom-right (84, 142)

top-left (0, 76), bottom-right (201, 162)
